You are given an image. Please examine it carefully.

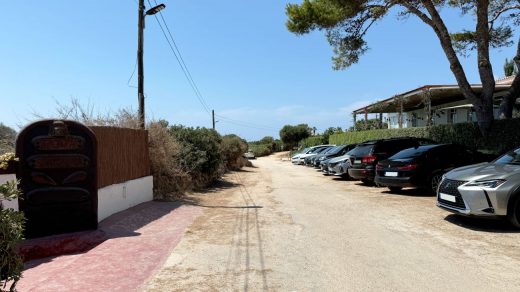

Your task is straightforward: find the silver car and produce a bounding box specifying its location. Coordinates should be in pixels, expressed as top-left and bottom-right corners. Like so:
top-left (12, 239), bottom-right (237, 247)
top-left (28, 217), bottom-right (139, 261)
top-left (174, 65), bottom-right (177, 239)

top-left (325, 154), bottom-right (352, 177)
top-left (437, 147), bottom-right (520, 226)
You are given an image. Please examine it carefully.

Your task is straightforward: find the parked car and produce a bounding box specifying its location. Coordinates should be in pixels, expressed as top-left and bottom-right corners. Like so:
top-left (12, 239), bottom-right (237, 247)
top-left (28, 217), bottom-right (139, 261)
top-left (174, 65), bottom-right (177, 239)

top-left (348, 137), bottom-right (435, 184)
top-left (291, 145), bottom-right (333, 165)
top-left (312, 144), bottom-right (357, 168)
top-left (291, 146), bottom-right (317, 164)
top-left (304, 146), bottom-right (336, 166)
top-left (243, 150), bottom-right (256, 159)
top-left (375, 144), bottom-right (493, 193)
top-left (437, 146), bottom-right (520, 227)
top-left (324, 151), bottom-right (354, 178)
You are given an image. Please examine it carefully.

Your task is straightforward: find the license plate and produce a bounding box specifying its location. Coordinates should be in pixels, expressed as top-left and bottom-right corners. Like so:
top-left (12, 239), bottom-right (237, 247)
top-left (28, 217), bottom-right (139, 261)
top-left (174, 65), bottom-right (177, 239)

top-left (385, 172), bottom-right (398, 177)
top-left (354, 160), bottom-right (361, 164)
top-left (440, 193), bottom-right (456, 202)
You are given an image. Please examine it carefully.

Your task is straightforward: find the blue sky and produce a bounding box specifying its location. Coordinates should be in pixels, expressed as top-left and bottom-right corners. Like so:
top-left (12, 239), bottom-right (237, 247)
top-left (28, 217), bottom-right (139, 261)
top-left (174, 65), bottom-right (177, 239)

top-left (0, 1), bottom-right (517, 141)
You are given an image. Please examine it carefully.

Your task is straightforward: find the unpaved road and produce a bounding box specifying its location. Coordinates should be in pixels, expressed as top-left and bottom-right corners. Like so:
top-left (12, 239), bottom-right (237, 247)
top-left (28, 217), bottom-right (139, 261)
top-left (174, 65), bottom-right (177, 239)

top-left (145, 153), bottom-right (520, 291)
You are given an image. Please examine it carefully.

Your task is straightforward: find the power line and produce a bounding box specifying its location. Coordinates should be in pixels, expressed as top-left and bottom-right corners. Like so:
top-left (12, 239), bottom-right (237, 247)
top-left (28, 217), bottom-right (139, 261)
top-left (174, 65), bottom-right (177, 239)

top-left (152, 0), bottom-right (207, 106)
top-left (127, 57), bottom-right (138, 89)
top-left (147, 0), bottom-right (211, 115)
top-left (216, 114), bottom-right (278, 131)
top-left (146, 1), bottom-right (276, 131)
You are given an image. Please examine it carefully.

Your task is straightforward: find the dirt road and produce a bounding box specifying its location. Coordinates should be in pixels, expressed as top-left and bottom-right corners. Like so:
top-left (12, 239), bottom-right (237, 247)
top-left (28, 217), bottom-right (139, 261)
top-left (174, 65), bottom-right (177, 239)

top-left (145, 153), bottom-right (520, 291)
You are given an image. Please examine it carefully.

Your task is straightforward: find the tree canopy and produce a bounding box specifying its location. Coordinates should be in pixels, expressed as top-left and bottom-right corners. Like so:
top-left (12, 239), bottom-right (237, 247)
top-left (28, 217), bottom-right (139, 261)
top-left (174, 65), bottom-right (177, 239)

top-left (349, 118), bottom-right (388, 131)
top-left (504, 57), bottom-right (518, 76)
top-left (279, 124), bottom-right (312, 148)
top-left (0, 123), bottom-right (16, 154)
top-left (286, 0), bottom-right (520, 134)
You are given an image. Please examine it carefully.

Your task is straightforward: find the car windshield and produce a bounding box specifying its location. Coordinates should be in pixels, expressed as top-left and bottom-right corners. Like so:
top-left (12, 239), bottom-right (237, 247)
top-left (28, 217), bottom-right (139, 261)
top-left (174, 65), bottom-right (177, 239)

top-left (297, 147), bottom-right (310, 154)
top-left (317, 147), bottom-right (333, 153)
top-left (326, 146), bottom-right (344, 155)
top-left (349, 144), bottom-right (374, 156)
top-left (323, 146), bottom-right (339, 154)
top-left (389, 146), bottom-right (435, 159)
top-left (310, 147), bottom-right (324, 153)
top-left (494, 148), bottom-right (520, 165)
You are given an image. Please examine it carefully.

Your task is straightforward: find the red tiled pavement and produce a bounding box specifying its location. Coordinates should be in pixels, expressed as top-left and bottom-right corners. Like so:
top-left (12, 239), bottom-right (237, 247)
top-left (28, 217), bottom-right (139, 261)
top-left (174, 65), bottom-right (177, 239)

top-left (16, 201), bottom-right (201, 292)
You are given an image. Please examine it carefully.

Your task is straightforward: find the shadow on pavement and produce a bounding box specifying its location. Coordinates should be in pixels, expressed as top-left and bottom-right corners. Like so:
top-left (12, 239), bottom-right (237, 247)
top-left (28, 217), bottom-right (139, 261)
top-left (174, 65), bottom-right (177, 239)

top-left (21, 201), bottom-right (184, 265)
top-left (381, 188), bottom-right (435, 197)
top-left (204, 178), bottom-right (242, 193)
top-left (443, 214), bottom-right (520, 233)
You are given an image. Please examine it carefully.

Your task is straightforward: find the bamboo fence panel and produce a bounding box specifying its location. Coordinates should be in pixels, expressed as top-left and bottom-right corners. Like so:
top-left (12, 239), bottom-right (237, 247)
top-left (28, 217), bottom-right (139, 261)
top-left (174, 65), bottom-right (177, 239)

top-left (90, 127), bottom-right (150, 188)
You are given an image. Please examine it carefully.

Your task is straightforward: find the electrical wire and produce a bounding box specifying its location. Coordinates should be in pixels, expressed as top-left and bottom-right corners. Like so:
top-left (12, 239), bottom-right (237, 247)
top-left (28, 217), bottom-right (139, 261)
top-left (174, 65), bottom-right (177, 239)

top-left (152, 0), bottom-right (207, 107)
top-left (147, 0), bottom-right (277, 131)
top-left (147, 0), bottom-right (211, 115)
top-left (216, 114), bottom-right (278, 130)
top-left (127, 57), bottom-right (138, 89)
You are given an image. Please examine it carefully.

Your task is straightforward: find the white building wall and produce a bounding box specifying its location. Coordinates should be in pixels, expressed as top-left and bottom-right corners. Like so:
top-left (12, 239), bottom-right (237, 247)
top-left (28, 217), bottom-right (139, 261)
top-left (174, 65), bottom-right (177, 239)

top-left (97, 175), bottom-right (154, 222)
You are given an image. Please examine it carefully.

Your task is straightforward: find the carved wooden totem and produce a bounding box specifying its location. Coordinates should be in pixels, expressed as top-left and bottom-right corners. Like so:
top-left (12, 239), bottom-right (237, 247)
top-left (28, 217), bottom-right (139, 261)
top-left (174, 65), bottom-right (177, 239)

top-left (16, 120), bottom-right (97, 238)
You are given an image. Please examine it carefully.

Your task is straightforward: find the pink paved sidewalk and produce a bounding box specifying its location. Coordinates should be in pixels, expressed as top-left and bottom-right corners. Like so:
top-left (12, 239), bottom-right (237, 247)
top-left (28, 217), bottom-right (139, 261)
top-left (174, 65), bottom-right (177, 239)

top-left (16, 201), bottom-right (201, 292)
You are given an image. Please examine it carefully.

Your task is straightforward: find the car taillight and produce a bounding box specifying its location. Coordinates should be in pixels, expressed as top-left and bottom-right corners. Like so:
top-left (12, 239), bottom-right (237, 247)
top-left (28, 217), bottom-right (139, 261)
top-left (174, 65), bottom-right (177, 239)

top-left (376, 163), bottom-right (383, 171)
top-left (362, 154), bottom-right (376, 164)
top-left (397, 164), bottom-right (418, 171)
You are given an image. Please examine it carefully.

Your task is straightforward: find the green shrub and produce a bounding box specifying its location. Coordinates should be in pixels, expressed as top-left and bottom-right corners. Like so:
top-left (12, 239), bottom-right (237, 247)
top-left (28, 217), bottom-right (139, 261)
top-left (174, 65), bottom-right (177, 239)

top-left (330, 118), bottom-right (520, 154)
top-left (221, 135), bottom-right (248, 170)
top-left (1, 153), bottom-right (24, 292)
top-left (169, 125), bottom-right (223, 188)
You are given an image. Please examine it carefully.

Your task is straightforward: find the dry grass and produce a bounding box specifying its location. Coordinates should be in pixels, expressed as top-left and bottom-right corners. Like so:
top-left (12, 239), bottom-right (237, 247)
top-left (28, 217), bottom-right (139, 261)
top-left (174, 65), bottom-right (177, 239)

top-left (147, 122), bottom-right (191, 200)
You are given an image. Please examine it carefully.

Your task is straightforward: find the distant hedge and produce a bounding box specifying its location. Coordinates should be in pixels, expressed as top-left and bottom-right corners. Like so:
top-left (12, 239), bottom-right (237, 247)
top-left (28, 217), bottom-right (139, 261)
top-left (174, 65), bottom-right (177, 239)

top-left (329, 118), bottom-right (520, 155)
top-left (300, 136), bottom-right (325, 147)
top-left (249, 144), bottom-right (271, 157)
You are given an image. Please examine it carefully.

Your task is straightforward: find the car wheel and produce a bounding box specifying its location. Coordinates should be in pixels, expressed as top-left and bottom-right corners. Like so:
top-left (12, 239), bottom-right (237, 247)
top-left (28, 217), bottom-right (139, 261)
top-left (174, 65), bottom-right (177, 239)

top-left (507, 196), bottom-right (520, 228)
top-left (361, 178), bottom-right (372, 185)
top-left (429, 173), bottom-right (443, 194)
top-left (388, 186), bottom-right (402, 193)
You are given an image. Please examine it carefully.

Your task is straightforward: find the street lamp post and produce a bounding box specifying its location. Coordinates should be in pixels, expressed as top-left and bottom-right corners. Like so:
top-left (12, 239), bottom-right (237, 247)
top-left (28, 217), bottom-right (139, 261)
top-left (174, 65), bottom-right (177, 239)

top-left (137, 0), bottom-right (166, 129)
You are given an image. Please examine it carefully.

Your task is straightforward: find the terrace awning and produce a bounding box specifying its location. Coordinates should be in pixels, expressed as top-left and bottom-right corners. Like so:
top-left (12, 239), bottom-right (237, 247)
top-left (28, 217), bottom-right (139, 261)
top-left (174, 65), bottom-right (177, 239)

top-left (352, 84), bottom-right (512, 114)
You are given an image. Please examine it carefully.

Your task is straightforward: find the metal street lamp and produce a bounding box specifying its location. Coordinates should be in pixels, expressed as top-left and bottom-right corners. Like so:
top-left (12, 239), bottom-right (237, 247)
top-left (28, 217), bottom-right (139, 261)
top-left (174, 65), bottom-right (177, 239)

top-left (137, 1), bottom-right (166, 129)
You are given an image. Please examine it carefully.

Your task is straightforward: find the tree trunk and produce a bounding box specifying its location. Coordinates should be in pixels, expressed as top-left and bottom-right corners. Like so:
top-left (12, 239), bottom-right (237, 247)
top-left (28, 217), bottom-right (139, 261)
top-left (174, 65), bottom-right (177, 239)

top-left (499, 93), bottom-right (517, 119)
top-left (474, 98), bottom-right (494, 136)
top-left (417, 0), bottom-right (495, 136)
top-left (498, 41), bottom-right (520, 119)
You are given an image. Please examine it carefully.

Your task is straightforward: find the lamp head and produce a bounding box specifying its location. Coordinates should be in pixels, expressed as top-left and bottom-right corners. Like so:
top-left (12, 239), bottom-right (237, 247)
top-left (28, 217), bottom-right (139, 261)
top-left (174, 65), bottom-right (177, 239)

top-left (146, 3), bottom-right (166, 15)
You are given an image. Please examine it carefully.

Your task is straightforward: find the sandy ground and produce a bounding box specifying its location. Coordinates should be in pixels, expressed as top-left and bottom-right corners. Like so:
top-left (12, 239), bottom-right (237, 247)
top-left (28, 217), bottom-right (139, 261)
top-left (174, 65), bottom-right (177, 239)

top-left (144, 152), bottom-right (520, 291)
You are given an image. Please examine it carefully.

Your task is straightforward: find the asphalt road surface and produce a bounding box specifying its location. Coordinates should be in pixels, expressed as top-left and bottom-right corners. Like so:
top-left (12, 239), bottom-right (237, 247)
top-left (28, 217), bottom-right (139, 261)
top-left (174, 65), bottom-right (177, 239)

top-left (145, 152), bottom-right (520, 291)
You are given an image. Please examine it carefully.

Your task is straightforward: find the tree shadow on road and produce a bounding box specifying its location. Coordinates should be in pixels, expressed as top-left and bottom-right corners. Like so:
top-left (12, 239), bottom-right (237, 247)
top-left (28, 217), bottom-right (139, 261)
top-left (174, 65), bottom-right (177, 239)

top-left (204, 178), bottom-right (242, 193)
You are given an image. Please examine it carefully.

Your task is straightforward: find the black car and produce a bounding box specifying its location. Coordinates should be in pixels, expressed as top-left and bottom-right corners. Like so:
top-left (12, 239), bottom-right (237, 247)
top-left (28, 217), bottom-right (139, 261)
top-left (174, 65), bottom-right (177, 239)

top-left (348, 137), bottom-right (435, 184)
top-left (374, 144), bottom-right (495, 193)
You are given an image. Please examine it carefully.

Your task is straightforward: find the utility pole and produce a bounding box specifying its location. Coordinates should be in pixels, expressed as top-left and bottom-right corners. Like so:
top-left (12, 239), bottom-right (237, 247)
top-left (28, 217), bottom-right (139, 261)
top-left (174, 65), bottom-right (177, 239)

top-left (212, 110), bottom-right (215, 130)
top-left (137, 0), bottom-right (145, 129)
top-left (137, 1), bottom-right (166, 129)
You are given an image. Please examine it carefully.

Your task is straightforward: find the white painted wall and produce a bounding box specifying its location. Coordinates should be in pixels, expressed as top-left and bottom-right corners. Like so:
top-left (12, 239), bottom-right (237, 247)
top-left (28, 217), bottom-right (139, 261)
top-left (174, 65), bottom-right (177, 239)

top-left (0, 174), bottom-right (154, 222)
top-left (97, 175), bottom-right (154, 222)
